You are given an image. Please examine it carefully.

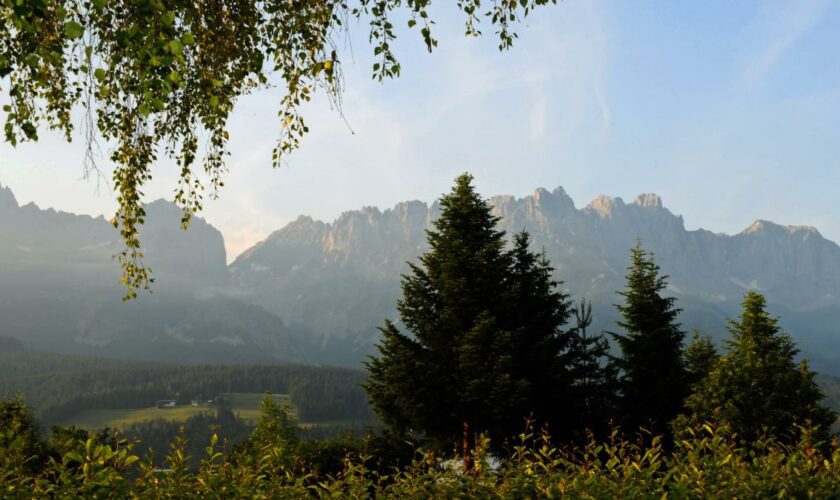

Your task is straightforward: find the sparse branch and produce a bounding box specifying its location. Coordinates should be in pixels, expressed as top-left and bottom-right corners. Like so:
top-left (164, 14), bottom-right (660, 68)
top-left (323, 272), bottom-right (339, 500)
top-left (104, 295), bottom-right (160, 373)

top-left (0, 0), bottom-right (559, 298)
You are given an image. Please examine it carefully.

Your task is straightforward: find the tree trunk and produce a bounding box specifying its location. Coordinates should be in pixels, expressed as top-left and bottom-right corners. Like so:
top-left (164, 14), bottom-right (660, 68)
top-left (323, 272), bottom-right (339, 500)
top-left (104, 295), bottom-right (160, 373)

top-left (462, 421), bottom-right (474, 473)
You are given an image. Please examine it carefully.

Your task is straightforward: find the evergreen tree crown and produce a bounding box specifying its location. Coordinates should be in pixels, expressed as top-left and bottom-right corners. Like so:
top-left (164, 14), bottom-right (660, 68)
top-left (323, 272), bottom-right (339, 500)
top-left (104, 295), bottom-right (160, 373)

top-left (365, 174), bottom-right (593, 451)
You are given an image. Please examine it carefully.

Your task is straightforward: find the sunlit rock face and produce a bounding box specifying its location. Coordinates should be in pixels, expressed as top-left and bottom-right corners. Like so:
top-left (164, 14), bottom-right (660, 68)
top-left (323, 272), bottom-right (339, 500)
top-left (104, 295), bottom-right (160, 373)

top-left (2, 182), bottom-right (840, 370)
top-left (232, 186), bottom-right (840, 370)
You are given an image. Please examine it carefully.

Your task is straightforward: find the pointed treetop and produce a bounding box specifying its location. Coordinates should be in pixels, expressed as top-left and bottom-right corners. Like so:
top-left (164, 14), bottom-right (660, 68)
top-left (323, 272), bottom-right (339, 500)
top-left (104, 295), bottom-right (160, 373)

top-left (728, 290), bottom-right (782, 342)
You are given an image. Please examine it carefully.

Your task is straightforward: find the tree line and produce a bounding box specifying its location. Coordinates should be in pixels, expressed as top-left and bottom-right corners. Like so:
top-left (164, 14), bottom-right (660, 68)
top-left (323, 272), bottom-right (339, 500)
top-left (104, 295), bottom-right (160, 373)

top-left (0, 359), bottom-right (373, 424)
top-left (365, 174), bottom-right (836, 468)
top-left (0, 173), bottom-right (837, 496)
top-left (3, 390), bottom-right (840, 497)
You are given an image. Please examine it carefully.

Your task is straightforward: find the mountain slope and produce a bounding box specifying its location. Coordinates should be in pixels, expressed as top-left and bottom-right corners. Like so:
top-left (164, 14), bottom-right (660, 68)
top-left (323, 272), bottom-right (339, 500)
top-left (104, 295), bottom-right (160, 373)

top-left (3, 182), bottom-right (838, 371)
top-left (231, 187), bottom-right (840, 371)
top-left (0, 183), bottom-right (304, 363)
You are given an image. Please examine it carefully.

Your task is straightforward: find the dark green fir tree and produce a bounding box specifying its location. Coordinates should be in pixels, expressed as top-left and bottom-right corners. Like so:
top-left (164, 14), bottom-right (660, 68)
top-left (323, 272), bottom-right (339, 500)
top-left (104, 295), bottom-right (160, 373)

top-left (500, 232), bottom-right (579, 438)
top-left (609, 242), bottom-right (687, 439)
top-left (364, 174), bottom-right (579, 463)
top-left (684, 291), bottom-right (836, 444)
top-left (568, 298), bottom-right (617, 437)
top-left (683, 330), bottom-right (718, 392)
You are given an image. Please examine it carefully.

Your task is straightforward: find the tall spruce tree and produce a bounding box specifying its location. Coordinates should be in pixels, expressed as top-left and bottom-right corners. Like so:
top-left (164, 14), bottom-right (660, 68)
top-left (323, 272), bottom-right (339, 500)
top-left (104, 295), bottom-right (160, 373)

top-left (568, 298), bottom-right (617, 437)
top-left (500, 233), bottom-right (578, 438)
top-left (610, 243), bottom-right (687, 438)
top-left (684, 330), bottom-right (718, 392)
top-left (684, 291), bottom-right (836, 444)
top-left (364, 174), bottom-right (578, 458)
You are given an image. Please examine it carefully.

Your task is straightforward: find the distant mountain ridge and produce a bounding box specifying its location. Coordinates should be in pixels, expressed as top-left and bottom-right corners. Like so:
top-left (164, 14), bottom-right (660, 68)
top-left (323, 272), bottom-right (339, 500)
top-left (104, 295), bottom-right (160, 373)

top-left (230, 186), bottom-right (840, 370)
top-left (2, 182), bottom-right (839, 371)
top-left (0, 183), bottom-right (305, 363)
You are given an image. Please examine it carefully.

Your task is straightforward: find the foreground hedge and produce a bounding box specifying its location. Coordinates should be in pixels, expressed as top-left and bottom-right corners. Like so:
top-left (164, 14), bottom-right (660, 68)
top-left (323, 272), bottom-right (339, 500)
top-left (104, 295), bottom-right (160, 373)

top-left (2, 422), bottom-right (840, 498)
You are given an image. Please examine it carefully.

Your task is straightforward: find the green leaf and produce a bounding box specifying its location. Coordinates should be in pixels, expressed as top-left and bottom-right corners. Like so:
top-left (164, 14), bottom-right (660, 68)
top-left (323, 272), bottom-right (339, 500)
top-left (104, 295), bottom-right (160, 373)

top-left (93, 0), bottom-right (107, 9)
top-left (21, 122), bottom-right (37, 139)
top-left (169, 39), bottom-right (184, 56)
top-left (182, 31), bottom-right (195, 45)
top-left (94, 68), bottom-right (107, 82)
top-left (162, 11), bottom-right (176, 26)
top-left (65, 21), bottom-right (84, 40)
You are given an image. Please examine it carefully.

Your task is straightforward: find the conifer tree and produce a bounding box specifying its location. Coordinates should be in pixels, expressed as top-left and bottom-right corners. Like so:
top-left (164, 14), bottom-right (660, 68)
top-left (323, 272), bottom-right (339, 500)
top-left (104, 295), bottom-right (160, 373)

top-left (609, 243), bottom-right (687, 438)
top-left (364, 174), bottom-right (578, 458)
top-left (568, 298), bottom-right (617, 436)
top-left (501, 233), bottom-right (578, 439)
top-left (685, 291), bottom-right (836, 444)
top-left (684, 330), bottom-right (718, 391)
top-left (233, 396), bottom-right (300, 469)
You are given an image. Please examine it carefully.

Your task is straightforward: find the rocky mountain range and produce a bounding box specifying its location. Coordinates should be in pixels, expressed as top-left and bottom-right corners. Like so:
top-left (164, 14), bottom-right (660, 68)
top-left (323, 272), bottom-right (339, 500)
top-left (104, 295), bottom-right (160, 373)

top-left (2, 182), bottom-right (839, 371)
top-left (229, 186), bottom-right (840, 370)
top-left (0, 183), bottom-right (305, 363)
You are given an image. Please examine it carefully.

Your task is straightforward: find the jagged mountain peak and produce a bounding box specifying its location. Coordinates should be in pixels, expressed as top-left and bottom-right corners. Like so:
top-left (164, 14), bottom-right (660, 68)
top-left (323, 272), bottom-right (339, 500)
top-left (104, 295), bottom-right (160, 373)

top-left (0, 184), bottom-right (308, 365)
top-left (231, 184), bottom-right (840, 368)
top-left (533, 186), bottom-right (576, 213)
top-left (0, 182), bottom-right (18, 211)
top-left (390, 199), bottom-right (427, 213)
top-left (584, 194), bottom-right (626, 218)
top-left (551, 185), bottom-right (572, 199)
top-left (237, 215), bottom-right (328, 263)
top-left (742, 219), bottom-right (823, 238)
top-left (2, 181), bottom-right (839, 370)
top-left (632, 193), bottom-right (663, 208)
top-left (285, 214), bottom-right (326, 230)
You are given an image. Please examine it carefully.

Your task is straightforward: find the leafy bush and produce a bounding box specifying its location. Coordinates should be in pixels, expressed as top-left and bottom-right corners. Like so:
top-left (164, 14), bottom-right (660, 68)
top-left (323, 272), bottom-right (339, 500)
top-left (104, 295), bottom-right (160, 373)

top-left (3, 402), bottom-right (840, 499)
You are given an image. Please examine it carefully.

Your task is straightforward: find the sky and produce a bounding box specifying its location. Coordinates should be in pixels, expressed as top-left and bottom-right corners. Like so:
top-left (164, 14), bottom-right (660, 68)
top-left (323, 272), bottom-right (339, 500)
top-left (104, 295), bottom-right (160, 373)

top-left (1, 0), bottom-right (839, 262)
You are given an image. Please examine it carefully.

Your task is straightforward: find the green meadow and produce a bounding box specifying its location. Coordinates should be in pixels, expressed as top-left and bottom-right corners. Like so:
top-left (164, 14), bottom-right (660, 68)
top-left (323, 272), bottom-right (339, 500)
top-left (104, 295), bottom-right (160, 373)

top-left (58, 393), bottom-right (294, 430)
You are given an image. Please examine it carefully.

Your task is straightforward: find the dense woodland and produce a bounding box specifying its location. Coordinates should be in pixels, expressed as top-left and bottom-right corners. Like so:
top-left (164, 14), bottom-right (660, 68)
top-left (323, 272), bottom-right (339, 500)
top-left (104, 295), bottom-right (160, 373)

top-left (2, 175), bottom-right (840, 497)
top-left (0, 352), bottom-right (372, 424)
top-left (365, 175), bottom-right (836, 464)
top-left (4, 393), bottom-right (840, 497)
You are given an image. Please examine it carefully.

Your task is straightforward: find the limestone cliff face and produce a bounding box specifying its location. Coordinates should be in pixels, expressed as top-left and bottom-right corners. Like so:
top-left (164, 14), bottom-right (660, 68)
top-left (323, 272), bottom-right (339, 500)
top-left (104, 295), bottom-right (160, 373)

top-left (141, 200), bottom-right (229, 288)
top-left (0, 187), bottom-right (227, 288)
top-left (0, 189), bottom-right (302, 363)
top-left (486, 188), bottom-right (840, 309)
top-left (230, 186), bottom-right (840, 369)
top-left (229, 201), bottom-right (434, 344)
top-left (0, 183), bottom-right (17, 213)
top-left (3, 181), bottom-right (839, 369)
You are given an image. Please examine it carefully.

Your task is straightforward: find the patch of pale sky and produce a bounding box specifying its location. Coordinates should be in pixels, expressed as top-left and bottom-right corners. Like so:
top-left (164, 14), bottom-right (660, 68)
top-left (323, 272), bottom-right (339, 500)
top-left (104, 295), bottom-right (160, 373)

top-left (1, 1), bottom-right (838, 262)
top-left (738, 0), bottom-right (831, 90)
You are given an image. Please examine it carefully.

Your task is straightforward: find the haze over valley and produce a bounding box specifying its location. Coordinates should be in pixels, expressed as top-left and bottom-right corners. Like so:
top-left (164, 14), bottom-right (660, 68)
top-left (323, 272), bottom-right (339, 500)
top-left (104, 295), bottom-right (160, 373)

top-left (3, 181), bottom-right (838, 372)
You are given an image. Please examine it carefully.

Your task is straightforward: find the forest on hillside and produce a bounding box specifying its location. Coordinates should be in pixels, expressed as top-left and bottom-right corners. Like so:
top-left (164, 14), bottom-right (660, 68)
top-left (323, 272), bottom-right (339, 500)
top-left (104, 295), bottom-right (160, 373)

top-left (3, 175), bottom-right (840, 498)
top-left (0, 351), bottom-right (372, 425)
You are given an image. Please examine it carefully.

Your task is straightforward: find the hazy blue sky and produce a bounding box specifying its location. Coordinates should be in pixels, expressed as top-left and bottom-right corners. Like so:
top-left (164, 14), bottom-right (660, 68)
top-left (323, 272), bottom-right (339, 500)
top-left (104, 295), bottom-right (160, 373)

top-left (1, 0), bottom-right (838, 260)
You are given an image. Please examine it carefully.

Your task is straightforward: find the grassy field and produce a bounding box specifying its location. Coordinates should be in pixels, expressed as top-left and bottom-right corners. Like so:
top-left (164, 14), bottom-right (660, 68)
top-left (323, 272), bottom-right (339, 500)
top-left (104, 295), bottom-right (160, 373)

top-left (218, 392), bottom-right (296, 421)
top-left (59, 393), bottom-right (295, 430)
